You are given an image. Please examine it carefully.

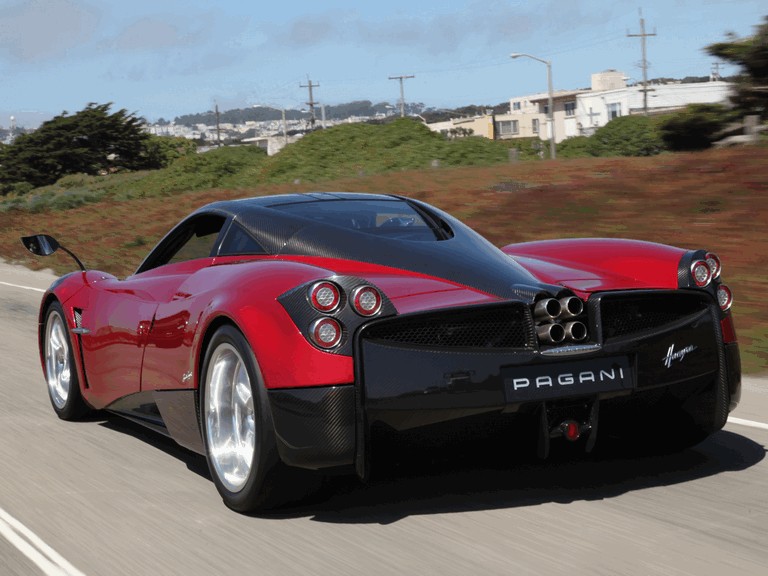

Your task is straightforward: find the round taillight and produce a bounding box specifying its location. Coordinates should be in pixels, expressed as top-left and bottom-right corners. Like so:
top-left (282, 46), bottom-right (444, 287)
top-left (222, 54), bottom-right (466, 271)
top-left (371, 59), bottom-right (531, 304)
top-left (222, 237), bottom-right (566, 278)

top-left (691, 260), bottom-right (712, 287)
top-left (704, 252), bottom-right (722, 279)
top-left (717, 284), bottom-right (733, 311)
top-left (309, 318), bottom-right (343, 349)
top-left (308, 281), bottom-right (341, 313)
top-left (351, 285), bottom-right (382, 317)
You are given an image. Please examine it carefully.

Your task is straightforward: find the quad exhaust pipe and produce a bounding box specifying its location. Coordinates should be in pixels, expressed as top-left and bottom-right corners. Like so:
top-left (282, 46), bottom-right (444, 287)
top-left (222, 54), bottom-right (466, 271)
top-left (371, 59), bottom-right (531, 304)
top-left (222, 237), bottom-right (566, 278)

top-left (564, 321), bottom-right (587, 342)
top-left (536, 322), bottom-right (566, 344)
top-left (559, 296), bottom-right (584, 319)
top-left (534, 298), bottom-right (561, 321)
top-left (533, 296), bottom-right (588, 345)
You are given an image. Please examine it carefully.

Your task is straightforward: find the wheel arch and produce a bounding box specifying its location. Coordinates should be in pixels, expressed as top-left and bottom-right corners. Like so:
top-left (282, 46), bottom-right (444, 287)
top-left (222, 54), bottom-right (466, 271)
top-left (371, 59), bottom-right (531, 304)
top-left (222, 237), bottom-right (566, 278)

top-left (196, 315), bottom-right (241, 387)
top-left (39, 293), bottom-right (90, 399)
top-left (38, 293), bottom-right (60, 355)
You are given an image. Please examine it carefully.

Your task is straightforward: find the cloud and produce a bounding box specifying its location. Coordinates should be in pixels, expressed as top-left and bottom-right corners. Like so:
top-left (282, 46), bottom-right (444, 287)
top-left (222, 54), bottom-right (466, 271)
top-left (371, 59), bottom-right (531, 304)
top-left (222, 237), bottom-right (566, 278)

top-left (0, 0), bottom-right (100, 63)
top-left (110, 17), bottom-right (200, 52)
top-left (268, 1), bottom-right (560, 56)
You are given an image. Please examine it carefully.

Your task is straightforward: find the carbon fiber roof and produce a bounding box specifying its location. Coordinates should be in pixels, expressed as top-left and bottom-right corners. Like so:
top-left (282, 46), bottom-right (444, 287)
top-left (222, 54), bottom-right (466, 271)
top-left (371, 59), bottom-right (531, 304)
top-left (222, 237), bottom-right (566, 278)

top-left (193, 193), bottom-right (561, 300)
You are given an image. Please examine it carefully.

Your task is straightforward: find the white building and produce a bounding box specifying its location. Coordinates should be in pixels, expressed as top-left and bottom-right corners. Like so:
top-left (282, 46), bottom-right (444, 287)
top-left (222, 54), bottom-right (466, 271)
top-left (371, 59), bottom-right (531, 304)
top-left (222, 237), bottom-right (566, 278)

top-left (576, 73), bottom-right (733, 136)
top-left (491, 70), bottom-right (733, 144)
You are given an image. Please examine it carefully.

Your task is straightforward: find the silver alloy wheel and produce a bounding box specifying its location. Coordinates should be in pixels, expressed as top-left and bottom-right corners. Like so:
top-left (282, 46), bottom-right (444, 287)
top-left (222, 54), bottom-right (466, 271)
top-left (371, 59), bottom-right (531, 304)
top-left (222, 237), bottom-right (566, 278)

top-left (45, 309), bottom-right (71, 410)
top-left (204, 343), bottom-right (256, 493)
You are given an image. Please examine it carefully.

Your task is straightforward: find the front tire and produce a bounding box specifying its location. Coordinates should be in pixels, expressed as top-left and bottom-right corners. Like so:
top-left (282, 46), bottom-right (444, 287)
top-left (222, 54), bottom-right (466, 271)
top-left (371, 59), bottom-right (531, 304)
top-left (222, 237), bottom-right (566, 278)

top-left (200, 325), bottom-right (286, 512)
top-left (43, 301), bottom-right (90, 420)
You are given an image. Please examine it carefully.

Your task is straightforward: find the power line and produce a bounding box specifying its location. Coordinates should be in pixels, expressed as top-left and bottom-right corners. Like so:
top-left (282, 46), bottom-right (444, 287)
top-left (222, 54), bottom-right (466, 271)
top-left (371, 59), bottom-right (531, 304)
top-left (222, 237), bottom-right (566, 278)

top-left (627, 8), bottom-right (657, 116)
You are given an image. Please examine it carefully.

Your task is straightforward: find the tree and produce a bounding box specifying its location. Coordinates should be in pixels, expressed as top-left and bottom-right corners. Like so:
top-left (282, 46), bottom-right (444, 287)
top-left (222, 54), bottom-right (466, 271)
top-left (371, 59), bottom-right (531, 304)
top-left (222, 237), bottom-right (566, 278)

top-left (707, 16), bottom-right (768, 117)
top-left (658, 104), bottom-right (739, 151)
top-left (0, 103), bottom-right (152, 192)
top-left (142, 135), bottom-right (198, 169)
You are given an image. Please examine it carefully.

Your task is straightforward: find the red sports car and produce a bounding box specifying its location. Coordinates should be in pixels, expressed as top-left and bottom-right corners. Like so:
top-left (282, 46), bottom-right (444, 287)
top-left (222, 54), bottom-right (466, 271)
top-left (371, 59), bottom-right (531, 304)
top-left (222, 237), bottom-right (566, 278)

top-left (22, 192), bottom-right (740, 512)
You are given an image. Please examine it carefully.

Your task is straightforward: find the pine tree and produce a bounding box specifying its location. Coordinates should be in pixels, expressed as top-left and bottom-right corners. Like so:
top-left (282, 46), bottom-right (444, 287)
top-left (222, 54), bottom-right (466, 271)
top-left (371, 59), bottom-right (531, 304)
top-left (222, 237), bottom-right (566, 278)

top-left (1, 103), bottom-right (151, 192)
top-left (707, 16), bottom-right (768, 117)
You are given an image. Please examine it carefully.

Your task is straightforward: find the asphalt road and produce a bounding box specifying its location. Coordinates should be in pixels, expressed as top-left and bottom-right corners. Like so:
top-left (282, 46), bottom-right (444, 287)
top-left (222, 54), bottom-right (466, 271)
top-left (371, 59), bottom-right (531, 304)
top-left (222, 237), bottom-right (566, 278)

top-left (1, 261), bottom-right (766, 576)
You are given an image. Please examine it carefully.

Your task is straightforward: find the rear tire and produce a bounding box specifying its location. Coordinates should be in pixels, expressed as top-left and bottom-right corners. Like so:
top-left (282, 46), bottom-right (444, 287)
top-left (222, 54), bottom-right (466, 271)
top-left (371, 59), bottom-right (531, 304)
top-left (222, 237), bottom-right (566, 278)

top-left (200, 325), bottom-right (295, 512)
top-left (43, 301), bottom-right (90, 420)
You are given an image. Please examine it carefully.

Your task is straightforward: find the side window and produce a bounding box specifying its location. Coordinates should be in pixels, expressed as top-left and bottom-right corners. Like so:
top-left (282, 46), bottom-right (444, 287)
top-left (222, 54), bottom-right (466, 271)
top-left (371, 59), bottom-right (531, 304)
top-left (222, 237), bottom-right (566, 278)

top-left (217, 222), bottom-right (267, 256)
top-left (136, 214), bottom-right (226, 273)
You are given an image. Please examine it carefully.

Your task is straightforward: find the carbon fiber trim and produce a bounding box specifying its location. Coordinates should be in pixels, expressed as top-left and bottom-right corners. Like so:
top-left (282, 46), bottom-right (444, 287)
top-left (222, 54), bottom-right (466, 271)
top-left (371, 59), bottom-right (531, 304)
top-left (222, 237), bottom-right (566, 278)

top-left (268, 385), bottom-right (355, 469)
top-left (725, 343), bottom-right (741, 410)
top-left (709, 302), bottom-right (730, 430)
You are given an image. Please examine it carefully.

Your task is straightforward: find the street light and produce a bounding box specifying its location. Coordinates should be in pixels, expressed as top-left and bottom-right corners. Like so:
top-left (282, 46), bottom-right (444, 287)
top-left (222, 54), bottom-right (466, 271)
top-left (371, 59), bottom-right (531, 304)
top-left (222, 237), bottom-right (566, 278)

top-left (510, 52), bottom-right (556, 159)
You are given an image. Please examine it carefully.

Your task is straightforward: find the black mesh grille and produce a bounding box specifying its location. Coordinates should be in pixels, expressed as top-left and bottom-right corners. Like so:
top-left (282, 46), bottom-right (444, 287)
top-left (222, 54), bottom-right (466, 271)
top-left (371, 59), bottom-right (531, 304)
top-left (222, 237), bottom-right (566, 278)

top-left (362, 305), bottom-right (534, 349)
top-left (601, 293), bottom-right (709, 340)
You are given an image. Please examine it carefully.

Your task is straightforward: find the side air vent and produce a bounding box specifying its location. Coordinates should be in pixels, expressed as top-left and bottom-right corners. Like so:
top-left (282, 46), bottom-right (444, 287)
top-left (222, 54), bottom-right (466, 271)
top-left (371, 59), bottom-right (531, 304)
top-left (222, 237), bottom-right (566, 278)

top-left (601, 293), bottom-right (710, 341)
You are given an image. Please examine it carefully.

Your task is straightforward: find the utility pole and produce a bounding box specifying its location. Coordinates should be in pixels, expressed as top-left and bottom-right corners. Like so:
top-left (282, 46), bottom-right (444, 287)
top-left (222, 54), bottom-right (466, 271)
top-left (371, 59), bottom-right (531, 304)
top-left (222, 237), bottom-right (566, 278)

top-left (281, 108), bottom-right (287, 145)
top-left (711, 62), bottom-right (723, 81)
top-left (300, 77), bottom-right (320, 128)
top-left (215, 102), bottom-right (222, 146)
top-left (389, 75), bottom-right (415, 117)
top-left (627, 9), bottom-right (656, 116)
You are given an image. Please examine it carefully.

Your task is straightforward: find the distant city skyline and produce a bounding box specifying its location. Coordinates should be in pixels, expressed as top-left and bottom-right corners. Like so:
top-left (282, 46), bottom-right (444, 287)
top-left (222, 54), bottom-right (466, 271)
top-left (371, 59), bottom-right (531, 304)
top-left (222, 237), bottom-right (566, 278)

top-left (0, 0), bottom-right (764, 127)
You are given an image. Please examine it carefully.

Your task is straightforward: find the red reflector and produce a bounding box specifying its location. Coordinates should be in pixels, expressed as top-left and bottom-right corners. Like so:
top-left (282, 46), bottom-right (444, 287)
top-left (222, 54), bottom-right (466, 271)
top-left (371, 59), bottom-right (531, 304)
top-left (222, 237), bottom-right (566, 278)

top-left (562, 421), bottom-right (581, 442)
top-left (720, 315), bottom-right (737, 344)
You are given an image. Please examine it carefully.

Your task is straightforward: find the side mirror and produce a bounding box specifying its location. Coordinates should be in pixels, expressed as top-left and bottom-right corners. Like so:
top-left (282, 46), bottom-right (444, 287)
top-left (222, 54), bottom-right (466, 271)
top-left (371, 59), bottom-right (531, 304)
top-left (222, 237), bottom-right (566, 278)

top-left (20, 234), bottom-right (86, 271)
top-left (21, 234), bottom-right (60, 257)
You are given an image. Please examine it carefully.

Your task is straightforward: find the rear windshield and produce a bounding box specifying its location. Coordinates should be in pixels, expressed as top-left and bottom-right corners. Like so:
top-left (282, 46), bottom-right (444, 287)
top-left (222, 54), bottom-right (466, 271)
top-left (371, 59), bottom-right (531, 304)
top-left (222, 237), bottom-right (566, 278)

top-left (269, 199), bottom-right (443, 241)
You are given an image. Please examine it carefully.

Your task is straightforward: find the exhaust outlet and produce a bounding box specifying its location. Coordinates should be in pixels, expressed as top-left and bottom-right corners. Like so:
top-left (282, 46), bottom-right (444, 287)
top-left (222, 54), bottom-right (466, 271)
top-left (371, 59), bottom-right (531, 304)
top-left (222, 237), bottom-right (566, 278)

top-left (564, 321), bottom-right (588, 342)
top-left (537, 322), bottom-right (566, 344)
top-left (558, 296), bottom-right (584, 319)
top-left (534, 298), bottom-right (561, 321)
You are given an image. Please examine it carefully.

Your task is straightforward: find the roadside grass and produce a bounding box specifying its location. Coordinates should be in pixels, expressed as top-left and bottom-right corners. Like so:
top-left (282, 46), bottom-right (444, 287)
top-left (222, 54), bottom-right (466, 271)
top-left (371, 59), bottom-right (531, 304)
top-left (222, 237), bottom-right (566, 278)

top-left (0, 145), bottom-right (765, 373)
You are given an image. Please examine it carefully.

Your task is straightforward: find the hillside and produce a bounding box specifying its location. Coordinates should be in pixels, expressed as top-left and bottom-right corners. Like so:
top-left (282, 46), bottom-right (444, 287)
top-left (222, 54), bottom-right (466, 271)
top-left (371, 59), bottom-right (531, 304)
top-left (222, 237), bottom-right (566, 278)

top-left (0, 146), bottom-right (765, 373)
top-left (0, 120), bottom-right (540, 213)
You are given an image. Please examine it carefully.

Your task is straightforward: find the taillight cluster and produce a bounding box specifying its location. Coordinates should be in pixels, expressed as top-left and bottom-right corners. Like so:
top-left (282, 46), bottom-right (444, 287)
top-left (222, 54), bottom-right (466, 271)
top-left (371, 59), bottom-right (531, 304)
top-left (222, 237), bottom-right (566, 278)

top-left (306, 280), bottom-right (383, 350)
top-left (690, 252), bottom-right (732, 312)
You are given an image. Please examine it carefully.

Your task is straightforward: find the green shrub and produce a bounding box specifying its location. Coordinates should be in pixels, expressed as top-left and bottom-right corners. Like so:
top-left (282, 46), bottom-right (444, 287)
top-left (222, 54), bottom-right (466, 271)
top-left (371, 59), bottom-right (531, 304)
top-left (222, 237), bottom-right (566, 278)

top-left (557, 136), bottom-right (592, 158)
top-left (587, 116), bottom-right (664, 157)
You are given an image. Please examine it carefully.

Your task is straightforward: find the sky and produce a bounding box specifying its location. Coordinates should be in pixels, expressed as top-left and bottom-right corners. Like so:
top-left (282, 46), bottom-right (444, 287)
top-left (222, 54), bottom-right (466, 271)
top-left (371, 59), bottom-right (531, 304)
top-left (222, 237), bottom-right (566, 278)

top-left (0, 0), bottom-right (765, 127)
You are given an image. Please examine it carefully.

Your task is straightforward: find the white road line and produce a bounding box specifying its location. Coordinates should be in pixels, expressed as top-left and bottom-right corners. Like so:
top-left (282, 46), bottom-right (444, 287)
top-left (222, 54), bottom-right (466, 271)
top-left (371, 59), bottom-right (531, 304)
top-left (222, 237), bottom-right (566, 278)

top-left (0, 281), bottom-right (46, 293)
top-left (0, 507), bottom-right (87, 576)
top-left (728, 416), bottom-right (768, 432)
